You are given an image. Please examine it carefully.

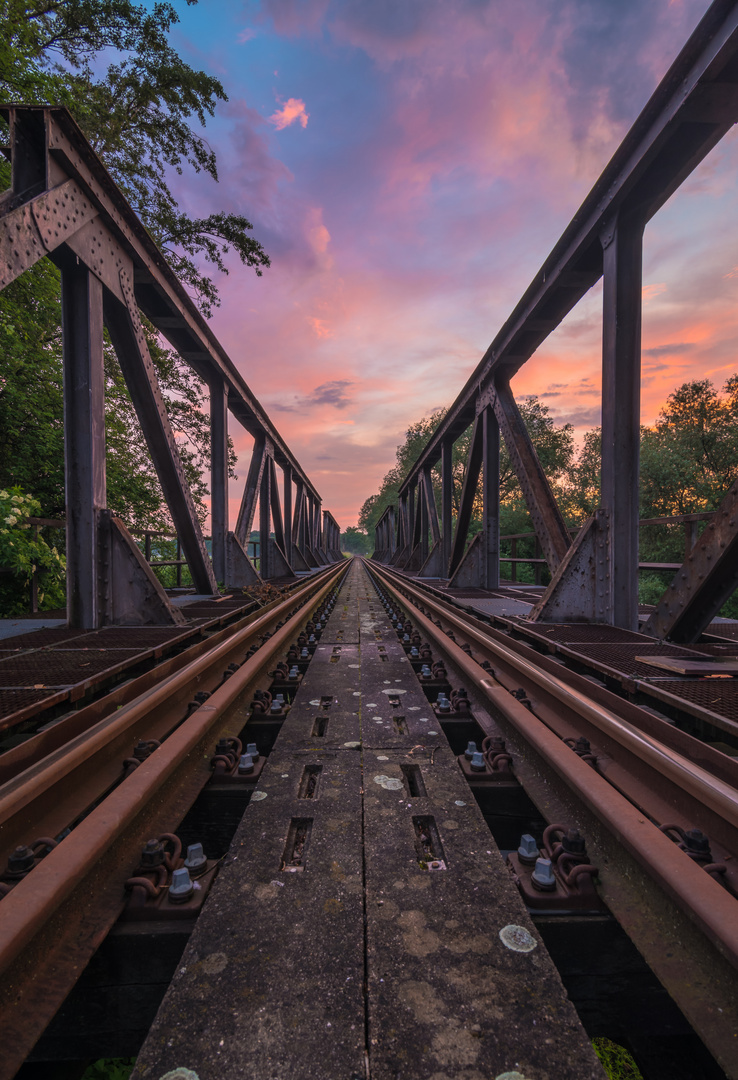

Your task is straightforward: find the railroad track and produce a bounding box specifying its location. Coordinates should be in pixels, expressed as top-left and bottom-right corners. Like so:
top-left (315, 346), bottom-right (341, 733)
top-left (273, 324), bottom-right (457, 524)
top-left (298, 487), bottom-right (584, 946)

top-left (364, 559), bottom-right (738, 1076)
top-left (0, 561), bottom-right (348, 1079)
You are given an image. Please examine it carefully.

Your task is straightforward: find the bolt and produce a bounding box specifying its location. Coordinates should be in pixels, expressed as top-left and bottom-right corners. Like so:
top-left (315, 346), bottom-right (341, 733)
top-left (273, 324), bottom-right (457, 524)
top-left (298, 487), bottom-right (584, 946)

top-left (140, 839), bottom-right (165, 868)
top-left (245, 742), bottom-right (259, 760)
top-left (531, 857), bottom-right (557, 891)
top-left (300, 647), bottom-right (309, 659)
top-left (561, 828), bottom-right (586, 856)
top-left (7, 845), bottom-right (35, 875)
top-left (184, 843), bottom-right (208, 875)
top-left (239, 753), bottom-right (255, 774)
top-left (410, 646), bottom-right (419, 658)
top-left (168, 867), bottom-right (195, 904)
top-left (518, 834), bottom-right (540, 864)
top-left (470, 751), bottom-right (486, 772)
top-left (682, 828), bottom-right (713, 861)
top-left (464, 741), bottom-right (478, 760)
top-left (420, 664), bottom-right (432, 678)
top-left (289, 666), bottom-right (299, 679)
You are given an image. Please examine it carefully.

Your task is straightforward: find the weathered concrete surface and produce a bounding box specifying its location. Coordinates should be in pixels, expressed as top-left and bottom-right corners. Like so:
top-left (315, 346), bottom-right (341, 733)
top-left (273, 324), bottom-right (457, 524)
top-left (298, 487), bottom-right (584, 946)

top-left (132, 560), bottom-right (604, 1080)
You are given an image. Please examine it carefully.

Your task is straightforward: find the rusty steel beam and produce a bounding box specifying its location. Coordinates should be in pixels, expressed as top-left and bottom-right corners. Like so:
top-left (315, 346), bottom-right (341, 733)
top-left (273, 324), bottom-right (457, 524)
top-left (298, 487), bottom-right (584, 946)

top-left (481, 404), bottom-right (500, 590)
top-left (645, 482), bottom-right (738, 641)
top-left (448, 414), bottom-right (483, 577)
top-left (104, 272), bottom-right (217, 595)
top-left (493, 380), bottom-right (571, 571)
top-left (601, 215), bottom-right (645, 630)
top-left (61, 264), bottom-right (106, 627)
top-left (0, 105), bottom-right (322, 500)
top-left (210, 379), bottom-right (229, 585)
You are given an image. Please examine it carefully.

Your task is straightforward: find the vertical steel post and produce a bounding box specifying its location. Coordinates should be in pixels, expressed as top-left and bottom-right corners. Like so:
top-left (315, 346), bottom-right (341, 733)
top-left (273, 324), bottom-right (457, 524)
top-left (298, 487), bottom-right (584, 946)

top-left (482, 405), bottom-right (500, 590)
top-left (210, 380), bottom-right (228, 585)
top-left (408, 485), bottom-right (417, 554)
top-left (260, 456), bottom-right (271, 579)
top-left (283, 464), bottom-right (293, 567)
top-left (442, 440), bottom-right (453, 575)
top-left (62, 266), bottom-right (106, 628)
top-left (420, 484), bottom-right (429, 565)
top-left (601, 215), bottom-right (644, 630)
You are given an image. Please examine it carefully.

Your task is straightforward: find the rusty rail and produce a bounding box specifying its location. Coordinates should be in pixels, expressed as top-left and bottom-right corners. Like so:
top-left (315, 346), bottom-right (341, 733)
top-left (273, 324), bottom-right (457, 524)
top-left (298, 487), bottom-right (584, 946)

top-left (366, 558), bottom-right (738, 1074)
top-left (0, 559), bottom-right (348, 1079)
top-left (366, 561), bottom-right (738, 960)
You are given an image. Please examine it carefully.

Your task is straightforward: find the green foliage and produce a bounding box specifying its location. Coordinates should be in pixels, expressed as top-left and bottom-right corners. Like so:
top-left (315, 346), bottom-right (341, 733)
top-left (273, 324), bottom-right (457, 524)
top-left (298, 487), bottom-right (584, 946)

top-left (358, 397), bottom-right (574, 549)
top-left (0, 487), bottom-right (66, 614)
top-left (341, 526), bottom-right (372, 555)
top-left (80, 1057), bottom-right (136, 1080)
top-left (359, 375), bottom-right (738, 611)
top-left (0, 0), bottom-right (269, 315)
top-left (640, 376), bottom-right (738, 516)
top-left (0, 0), bottom-right (254, 559)
top-left (592, 1037), bottom-right (643, 1080)
top-left (0, 262), bottom-right (219, 529)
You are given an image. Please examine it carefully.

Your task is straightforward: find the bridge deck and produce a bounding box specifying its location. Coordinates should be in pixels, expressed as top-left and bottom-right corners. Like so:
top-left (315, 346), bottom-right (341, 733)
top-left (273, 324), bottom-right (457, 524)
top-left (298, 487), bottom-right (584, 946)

top-left (132, 560), bottom-right (602, 1080)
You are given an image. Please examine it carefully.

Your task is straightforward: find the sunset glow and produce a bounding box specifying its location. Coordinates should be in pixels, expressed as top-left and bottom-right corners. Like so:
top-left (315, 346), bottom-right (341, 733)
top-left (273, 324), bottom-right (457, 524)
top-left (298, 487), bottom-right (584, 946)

top-left (169, 0), bottom-right (738, 529)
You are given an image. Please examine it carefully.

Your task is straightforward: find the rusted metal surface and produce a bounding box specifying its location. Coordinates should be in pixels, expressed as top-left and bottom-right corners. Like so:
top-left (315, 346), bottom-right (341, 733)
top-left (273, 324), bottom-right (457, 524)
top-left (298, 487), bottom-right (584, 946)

top-left (645, 486), bottom-right (738, 641)
top-left (367, 559), bottom-right (738, 1074)
top-left (0, 597), bottom-right (256, 728)
top-left (1, 106), bottom-right (341, 626)
top-left (0, 563), bottom-right (347, 1078)
top-left (367, 563), bottom-right (738, 957)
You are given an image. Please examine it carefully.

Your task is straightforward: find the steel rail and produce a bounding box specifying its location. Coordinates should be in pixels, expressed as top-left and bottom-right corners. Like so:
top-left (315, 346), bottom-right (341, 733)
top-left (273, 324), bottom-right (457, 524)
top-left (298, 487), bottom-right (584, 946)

top-left (0, 561), bottom-right (347, 980)
top-left (0, 567), bottom-right (343, 863)
top-left (371, 564), bottom-right (738, 830)
top-left (0, 581), bottom-right (306, 782)
top-left (367, 561), bottom-right (738, 973)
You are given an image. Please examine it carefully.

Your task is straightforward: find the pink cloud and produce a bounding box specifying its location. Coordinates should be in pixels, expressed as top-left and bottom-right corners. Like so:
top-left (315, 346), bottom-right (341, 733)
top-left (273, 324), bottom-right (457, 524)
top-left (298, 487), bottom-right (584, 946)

top-left (269, 97), bottom-right (310, 130)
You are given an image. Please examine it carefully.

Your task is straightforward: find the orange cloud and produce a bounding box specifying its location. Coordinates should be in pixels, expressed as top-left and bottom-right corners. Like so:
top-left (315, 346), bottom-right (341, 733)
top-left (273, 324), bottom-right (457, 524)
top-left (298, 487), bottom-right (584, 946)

top-left (269, 98), bottom-right (309, 130)
top-left (309, 316), bottom-right (333, 338)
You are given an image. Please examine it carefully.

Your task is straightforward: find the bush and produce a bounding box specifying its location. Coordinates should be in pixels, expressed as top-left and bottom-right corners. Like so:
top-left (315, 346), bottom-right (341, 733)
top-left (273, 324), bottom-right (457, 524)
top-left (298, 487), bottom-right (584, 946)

top-left (0, 487), bottom-right (66, 616)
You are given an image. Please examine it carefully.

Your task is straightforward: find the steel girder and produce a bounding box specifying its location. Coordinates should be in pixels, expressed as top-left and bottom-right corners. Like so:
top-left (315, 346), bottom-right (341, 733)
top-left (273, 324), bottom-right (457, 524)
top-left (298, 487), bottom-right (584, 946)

top-left (384, 0), bottom-right (738, 630)
top-left (0, 105), bottom-right (340, 624)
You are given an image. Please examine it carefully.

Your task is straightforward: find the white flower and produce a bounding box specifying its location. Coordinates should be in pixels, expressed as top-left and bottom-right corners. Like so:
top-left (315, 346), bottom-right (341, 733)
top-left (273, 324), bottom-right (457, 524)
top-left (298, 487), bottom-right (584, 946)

top-left (5, 516), bottom-right (17, 525)
top-left (10, 495), bottom-right (21, 505)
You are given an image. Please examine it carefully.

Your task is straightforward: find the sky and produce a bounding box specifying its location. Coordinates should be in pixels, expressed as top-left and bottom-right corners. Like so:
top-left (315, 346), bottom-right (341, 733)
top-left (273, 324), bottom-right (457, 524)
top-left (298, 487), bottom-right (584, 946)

top-left (165, 0), bottom-right (738, 530)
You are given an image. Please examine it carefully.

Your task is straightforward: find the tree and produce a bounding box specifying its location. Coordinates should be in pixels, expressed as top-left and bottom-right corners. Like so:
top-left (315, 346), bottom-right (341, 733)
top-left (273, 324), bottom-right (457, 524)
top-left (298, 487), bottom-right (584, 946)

top-left (640, 377), bottom-right (738, 517)
top-left (0, 0), bottom-right (249, 534)
top-left (358, 397), bottom-right (574, 548)
top-left (341, 527), bottom-right (371, 555)
top-left (1, 0), bottom-right (269, 314)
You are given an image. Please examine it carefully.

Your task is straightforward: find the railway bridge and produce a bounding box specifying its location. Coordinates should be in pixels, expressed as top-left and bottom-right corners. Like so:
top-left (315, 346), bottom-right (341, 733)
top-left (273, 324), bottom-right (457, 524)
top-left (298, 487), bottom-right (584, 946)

top-left (2, 3), bottom-right (738, 1079)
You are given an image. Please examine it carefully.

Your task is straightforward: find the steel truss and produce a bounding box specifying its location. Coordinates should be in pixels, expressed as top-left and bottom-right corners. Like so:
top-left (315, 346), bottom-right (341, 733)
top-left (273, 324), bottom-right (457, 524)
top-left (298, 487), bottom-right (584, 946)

top-left (373, 0), bottom-right (738, 640)
top-left (0, 105), bottom-right (340, 627)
